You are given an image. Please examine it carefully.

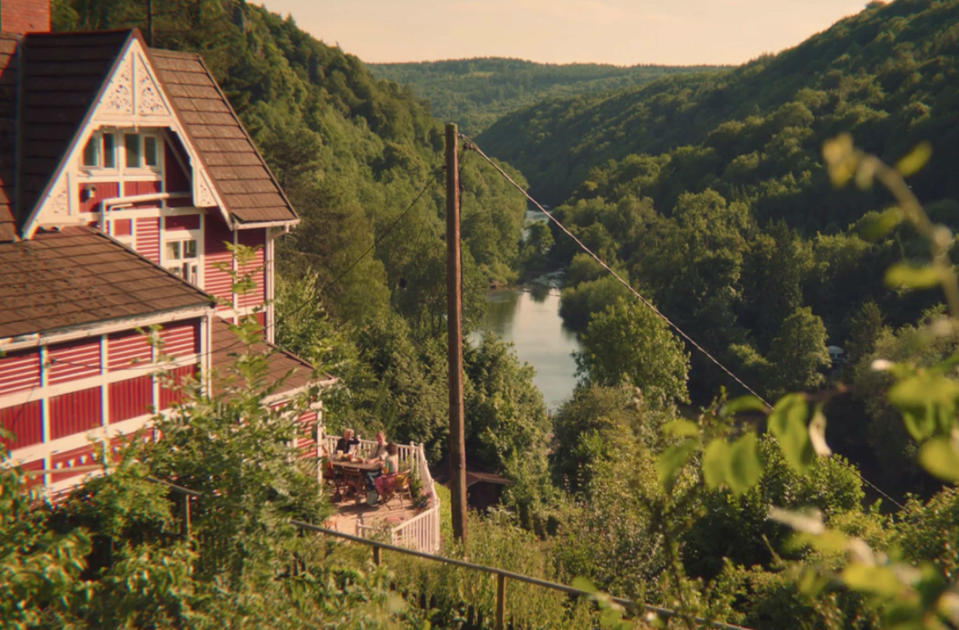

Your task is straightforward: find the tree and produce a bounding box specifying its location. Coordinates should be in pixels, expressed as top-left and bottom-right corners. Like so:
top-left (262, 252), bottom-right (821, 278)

top-left (767, 306), bottom-right (831, 396)
top-left (575, 298), bottom-right (690, 408)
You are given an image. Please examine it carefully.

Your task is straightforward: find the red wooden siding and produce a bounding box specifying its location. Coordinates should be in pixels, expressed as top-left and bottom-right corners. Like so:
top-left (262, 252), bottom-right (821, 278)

top-left (295, 410), bottom-right (318, 459)
top-left (108, 330), bottom-right (153, 371)
top-left (159, 320), bottom-right (198, 358)
top-left (0, 400), bottom-right (42, 450)
top-left (108, 375), bottom-right (153, 423)
top-left (164, 143), bottom-right (190, 192)
top-left (51, 444), bottom-right (98, 483)
top-left (204, 218), bottom-right (233, 307)
top-left (123, 180), bottom-right (162, 197)
top-left (136, 217), bottom-right (160, 262)
top-left (165, 214), bottom-right (200, 231)
top-left (47, 340), bottom-right (100, 385)
top-left (236, 229), bottom-right (265, 308)
top-left (49, 387), bottom-right (101, 439)
top-left (158, 364), bottom-right (195, 409)
top-left (0, 349), bottom-right (40, 395)
top-left (78, 181), bottom-right (119, 214)
top-left (19, 458), bottom-right (44, 488)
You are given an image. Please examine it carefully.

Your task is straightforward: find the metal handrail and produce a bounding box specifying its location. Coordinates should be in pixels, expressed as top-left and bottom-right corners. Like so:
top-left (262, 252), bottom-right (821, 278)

top-left (143, 475), bottom-right (753, 630)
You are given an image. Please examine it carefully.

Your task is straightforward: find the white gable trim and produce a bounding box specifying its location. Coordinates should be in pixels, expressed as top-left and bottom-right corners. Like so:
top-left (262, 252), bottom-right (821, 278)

top-left (23, 35), bottom-right (230, 238)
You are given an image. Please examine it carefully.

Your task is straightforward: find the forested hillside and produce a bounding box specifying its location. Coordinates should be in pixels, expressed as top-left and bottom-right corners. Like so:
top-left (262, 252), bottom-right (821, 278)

top-left (479, 0), bottom-right (959, 210)
top-left (368, 57), bottom-right (720, 135)
top-left (508, 0), bottom-right (959, 499)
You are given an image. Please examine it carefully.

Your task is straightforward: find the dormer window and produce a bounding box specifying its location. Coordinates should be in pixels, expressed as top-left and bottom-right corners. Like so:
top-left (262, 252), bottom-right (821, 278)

top-left (80, 130), bottom-right (159, 172)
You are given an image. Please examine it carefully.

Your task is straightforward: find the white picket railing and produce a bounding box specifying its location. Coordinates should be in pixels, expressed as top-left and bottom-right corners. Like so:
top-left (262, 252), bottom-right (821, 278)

top-left (323, 435), bottom-right (441, 554)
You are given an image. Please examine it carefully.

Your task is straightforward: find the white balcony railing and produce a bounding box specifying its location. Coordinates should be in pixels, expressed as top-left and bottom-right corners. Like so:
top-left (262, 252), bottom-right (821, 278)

top-left (322, 435), bottom-right (441, 554)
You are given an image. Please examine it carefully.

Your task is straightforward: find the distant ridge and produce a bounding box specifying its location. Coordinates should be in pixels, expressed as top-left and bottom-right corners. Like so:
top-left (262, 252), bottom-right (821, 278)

top-left (368, 57), bottom-right (724, 135)
top-left (475, 0), bottom-right (959, 207)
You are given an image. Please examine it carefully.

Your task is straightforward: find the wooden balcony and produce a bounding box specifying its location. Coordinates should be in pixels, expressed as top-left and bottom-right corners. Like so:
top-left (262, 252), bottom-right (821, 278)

top-left (320, 435), bottom-right (441, 554)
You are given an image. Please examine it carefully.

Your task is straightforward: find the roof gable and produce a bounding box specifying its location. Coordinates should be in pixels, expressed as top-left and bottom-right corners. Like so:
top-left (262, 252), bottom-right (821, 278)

top-left (18, 31), bottom-right (131, 232)
top-left (10, 29), bottom-right (298, 238)
top-left (21, 30), bottom-right (233, 237)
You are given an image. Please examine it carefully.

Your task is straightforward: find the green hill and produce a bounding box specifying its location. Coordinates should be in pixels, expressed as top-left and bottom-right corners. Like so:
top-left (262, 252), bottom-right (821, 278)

top-left (477, 0), bottom-right (959, 213)
top-left (368, 57), bottom-right (722, 135)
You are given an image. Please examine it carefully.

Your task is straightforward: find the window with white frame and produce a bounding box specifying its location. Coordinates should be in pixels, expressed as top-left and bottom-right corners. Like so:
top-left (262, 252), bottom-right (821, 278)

top-left (161, 215), bottom-right (201, 285)
top-left (80, 130), bottom-right (161, 172)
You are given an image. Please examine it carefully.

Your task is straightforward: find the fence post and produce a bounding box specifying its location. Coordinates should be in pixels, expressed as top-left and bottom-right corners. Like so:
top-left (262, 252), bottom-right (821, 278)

top-left (183, 493), bottom-right (191, 538)
top-left (495, 573), bottom-right (506, 630)
top-left (373, 545), bottom-right (381, 566)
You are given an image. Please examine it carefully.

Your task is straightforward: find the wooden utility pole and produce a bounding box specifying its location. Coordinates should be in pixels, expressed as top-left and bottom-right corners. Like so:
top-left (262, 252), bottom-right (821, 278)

top-left (445, 122), bottom-right (467, 542)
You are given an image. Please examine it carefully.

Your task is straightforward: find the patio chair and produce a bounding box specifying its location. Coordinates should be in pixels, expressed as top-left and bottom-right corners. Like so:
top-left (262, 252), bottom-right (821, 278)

top-left (376, 471), bottom-right (409, 508)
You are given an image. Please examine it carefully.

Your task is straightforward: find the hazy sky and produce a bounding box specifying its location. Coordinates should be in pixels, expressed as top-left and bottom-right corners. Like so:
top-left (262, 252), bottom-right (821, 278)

top-left (257, 0), bottom-right (869, 66)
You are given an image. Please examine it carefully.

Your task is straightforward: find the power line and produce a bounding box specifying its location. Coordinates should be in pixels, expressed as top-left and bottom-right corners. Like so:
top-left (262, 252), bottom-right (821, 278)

top-left (459, 134), bottom-right (907, 511)
top-left (460, 135), bottom-right (771, 405)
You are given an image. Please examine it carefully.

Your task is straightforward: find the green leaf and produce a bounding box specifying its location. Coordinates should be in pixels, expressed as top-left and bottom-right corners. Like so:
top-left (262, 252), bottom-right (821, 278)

top-left (918, 438), bottom-right (959, 482)
top-left (720, 395), bottom-right (767, 417)
top-left (656, 439), bottom-right (697, 488)
top-left (895, 141), bottom-right (932, 177)
top-left (726, 432), bottom-right (761, 494)
top-left (662, 419), bottom-right (699, 438)
top-left (889, 373), bottom-right (959, 440)
top-left (768, 394), bottom-right (814, 472)
top-left (808, 404), bottom-right (831, 457)
top-left (885, 263), bottom-right (942, 290)
top-left (701, 439), bottom-right (728, 489)
top-left (841, 564), bottom-right (901, 598)
top-left (858, 207), bottom-right (903, 241)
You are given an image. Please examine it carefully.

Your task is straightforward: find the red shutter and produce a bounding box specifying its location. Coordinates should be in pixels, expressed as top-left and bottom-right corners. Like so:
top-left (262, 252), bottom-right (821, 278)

top-left (204, 219), bottom-right (233, 307)
top-left (136, 217), bottom-right (160, 262)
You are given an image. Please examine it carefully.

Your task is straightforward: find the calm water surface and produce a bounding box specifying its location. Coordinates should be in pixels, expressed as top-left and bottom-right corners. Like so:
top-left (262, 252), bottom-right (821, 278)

top-left (476, 288), bottom-right (580, 412)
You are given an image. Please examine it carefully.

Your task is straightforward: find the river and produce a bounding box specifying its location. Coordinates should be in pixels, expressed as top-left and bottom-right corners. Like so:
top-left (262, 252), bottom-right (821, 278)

top-left (475, 287), bottom-right (580, 412)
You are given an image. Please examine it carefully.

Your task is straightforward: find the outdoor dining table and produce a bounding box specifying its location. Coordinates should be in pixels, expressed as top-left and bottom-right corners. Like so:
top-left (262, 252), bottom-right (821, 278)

top-left (329, 458), bottom-right (381, 504)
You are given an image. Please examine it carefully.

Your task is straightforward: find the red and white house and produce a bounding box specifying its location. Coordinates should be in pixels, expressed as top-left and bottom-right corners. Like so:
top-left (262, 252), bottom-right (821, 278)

top-left (0, 4), bottom-right (330, 494)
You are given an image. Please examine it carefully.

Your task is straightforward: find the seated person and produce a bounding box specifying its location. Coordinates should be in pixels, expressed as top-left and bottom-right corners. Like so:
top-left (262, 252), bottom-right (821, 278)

top-left (365, 431), bottom-right (389, 488)
top-left (374, 443), bottom-right (400, 497)
top-left (367, 431), bottom-right (388, 463)
top-left (335, 428), bottom-right (360, 456)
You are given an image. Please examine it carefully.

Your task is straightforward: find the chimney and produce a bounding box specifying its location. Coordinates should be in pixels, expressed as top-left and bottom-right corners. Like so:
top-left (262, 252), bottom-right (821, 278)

top-left (1, 0), bottom-right (50, 35)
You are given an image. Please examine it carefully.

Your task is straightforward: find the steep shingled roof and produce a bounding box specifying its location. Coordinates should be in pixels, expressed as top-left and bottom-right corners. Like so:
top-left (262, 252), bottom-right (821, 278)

top-left (0, 226), bottom-right (212, 339)
top-left (148, 48), bottom-right (298, 225)
top-left (0, 33), bottom-right (20, 242)
top-left (18, 30), bottom-right (131, 227)
top-left (209, 317), bottom-right (329, 397)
